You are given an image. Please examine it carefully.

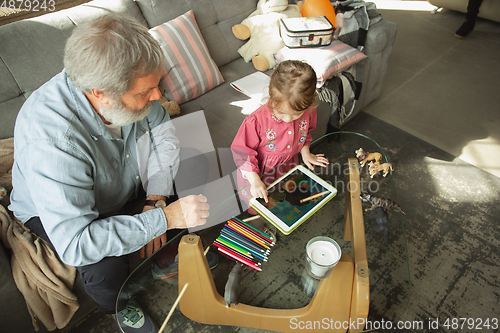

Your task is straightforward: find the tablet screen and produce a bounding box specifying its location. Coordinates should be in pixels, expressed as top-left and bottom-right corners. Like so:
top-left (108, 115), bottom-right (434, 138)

top-left (251, 165), bottom-right (337, 233)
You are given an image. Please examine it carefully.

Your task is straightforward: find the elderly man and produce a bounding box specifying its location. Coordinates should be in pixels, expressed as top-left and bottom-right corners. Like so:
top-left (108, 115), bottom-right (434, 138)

top-left (9, 13), bottom-right (209, 333)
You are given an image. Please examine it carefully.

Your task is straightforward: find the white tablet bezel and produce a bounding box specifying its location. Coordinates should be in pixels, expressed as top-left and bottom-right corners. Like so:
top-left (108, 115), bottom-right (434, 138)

top-left (249, 165), bottom-right (337, 235)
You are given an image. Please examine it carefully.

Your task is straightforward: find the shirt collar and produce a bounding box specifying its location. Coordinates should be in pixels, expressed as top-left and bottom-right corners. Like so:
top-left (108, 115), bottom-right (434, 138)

top-left (64, 70), bottom-right (120, 141)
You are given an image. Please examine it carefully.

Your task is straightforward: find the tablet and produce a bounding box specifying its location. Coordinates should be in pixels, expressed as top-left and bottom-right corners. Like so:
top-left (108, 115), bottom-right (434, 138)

top-left (249, 165), bottom-right (337, 235)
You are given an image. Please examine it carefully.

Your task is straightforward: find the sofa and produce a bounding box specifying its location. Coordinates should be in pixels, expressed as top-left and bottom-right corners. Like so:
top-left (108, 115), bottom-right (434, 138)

top-left (0, 0), bottom-right (397, 332)
top-left (428, 0), bottom-right (500, 23)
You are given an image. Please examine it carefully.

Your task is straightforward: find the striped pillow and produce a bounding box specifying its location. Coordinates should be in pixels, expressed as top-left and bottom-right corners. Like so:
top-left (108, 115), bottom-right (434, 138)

top-left (149, 11), bottom-right (224, 104)
top-left (275, 40), bottom-right (367, 87)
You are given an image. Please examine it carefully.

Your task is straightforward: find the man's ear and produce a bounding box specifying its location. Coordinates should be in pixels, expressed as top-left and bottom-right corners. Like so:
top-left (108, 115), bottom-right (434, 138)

top-left (90, 89), bottom-right (113, 106)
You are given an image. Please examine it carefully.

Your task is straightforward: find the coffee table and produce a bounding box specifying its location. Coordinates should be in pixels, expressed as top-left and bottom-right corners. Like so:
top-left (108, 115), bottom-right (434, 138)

top-left (116, 132), bottom-right (410, 332)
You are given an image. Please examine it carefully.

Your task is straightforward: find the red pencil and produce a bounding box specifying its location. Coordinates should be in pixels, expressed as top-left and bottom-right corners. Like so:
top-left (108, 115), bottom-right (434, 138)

top-left (217, 245), bottom-right (262, 271)
top-left (231, 218), bottom-right (275, 245)
top-left (227, 221), bottom-right (269, 248)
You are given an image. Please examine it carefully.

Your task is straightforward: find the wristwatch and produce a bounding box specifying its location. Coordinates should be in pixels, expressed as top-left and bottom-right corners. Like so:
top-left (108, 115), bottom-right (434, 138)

top-left (144, 199), bottom-right (167, 209)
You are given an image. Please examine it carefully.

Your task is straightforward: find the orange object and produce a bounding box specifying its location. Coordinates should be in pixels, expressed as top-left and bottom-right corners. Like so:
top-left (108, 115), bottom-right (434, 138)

top-left (301, 0), bottom-right (336, 28)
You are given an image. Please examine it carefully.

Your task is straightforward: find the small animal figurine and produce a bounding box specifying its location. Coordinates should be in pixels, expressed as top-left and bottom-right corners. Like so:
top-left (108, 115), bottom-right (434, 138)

top-left (360, 191), bottom-right (405, 217)
top-left (0, 187), bottom-right (6, 200)
top-left (368, 207), bottom-right (389, 243)
top-left (368, 161), bottom-right (393, 178)
top-left (224, 263), bottom-right (245, 307)
top-left (355, 148), bottom-right (382, 167)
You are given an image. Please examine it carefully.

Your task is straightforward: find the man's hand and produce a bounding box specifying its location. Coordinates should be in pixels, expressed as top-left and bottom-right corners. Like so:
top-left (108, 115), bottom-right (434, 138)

top-left (139, 195), bottom-right (209, 258)
top-left (139, 233), bottom-right (166, 258)
top-left (140, 195), bottom-right (167, 258)
top-left (162, 194), bottom-right (209, 230)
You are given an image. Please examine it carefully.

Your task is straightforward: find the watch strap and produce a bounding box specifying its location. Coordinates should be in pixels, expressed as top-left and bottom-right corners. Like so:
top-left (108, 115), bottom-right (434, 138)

top-left (144, 200), bottom-right (157, 207)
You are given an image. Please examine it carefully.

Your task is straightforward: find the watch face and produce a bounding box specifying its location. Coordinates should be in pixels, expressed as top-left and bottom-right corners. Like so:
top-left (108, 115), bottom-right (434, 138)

top-left (155, 200), bottom-right (167, 208)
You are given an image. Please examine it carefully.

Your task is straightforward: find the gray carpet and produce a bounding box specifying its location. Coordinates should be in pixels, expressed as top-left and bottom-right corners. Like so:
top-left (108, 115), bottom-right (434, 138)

top-left (343, 112), bottom-right (500, 333)
top-left (364, 3), bottom-right (500, 179)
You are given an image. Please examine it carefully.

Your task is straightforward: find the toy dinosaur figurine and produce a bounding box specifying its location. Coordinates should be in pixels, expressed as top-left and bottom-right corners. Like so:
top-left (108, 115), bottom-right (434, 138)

top-left (355, 148), bottom-right (382, 167)
top-left (368, 161), bottom-right (393, 178)
top-left (360, 191), bottom-right (405, 217)
top-left (368, 207), bottom-right (389, 243)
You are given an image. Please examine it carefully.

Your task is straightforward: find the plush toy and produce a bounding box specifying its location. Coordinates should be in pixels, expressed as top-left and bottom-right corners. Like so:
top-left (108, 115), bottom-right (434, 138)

top-left (158, 86), bottom-right (181, 117)
top-left (232, 0), bottom-right (301, 72)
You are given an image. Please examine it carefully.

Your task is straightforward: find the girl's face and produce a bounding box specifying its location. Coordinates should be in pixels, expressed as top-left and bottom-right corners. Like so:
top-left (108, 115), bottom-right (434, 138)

top-left (273, 104), bottom-right (307, 123)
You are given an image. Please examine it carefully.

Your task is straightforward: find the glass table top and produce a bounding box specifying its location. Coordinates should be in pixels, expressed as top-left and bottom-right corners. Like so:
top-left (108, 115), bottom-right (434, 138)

top-left (116, 132), bottom-right (410, 332)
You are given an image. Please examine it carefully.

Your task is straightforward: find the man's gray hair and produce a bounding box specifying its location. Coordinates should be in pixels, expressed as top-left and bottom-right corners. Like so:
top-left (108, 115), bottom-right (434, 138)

top-left (64, 13), bottom-right (164, 95)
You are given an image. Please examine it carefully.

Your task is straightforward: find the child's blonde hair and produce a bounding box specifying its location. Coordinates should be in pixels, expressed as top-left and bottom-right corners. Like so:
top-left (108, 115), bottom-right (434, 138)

top-left (268, 60), bottom-right (317, 112)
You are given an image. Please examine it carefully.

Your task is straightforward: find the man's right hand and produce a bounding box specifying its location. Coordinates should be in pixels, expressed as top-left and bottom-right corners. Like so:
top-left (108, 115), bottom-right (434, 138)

top-left (162, 194), bottom-right (209, 229)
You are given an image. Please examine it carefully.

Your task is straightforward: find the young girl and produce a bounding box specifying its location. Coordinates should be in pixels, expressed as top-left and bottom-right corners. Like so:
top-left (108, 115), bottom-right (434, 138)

top-left (231, 60), bottom-right (329, 212)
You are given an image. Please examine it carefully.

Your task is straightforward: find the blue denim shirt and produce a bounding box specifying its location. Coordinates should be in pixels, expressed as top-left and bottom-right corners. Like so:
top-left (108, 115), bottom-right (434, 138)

top-left (9, 70), bottom-right (180, 266)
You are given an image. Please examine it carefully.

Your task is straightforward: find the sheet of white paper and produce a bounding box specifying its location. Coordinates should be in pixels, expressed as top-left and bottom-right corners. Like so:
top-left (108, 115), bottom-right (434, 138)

top-left (230, 72), bottom-right (270, 101)
top-left (186, 175), bottom-right (241, 233)
top-left (171, 110), bottom-right (214, 157)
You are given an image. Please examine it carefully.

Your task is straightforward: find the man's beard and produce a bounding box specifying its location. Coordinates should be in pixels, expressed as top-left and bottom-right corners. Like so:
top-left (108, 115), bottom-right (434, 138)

top-left (99, 97), bottom-right (154, 127)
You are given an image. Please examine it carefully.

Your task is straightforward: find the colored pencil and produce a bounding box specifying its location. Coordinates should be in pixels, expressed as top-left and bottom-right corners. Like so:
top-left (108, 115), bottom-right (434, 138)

top-left (219, 234), bottom-right (268, 261)
top-left (232, 217), bottom-right (275, 243)
top-left (213, 241), bottom-right (258, 264)
top-left (231, 218), bottom-right (275, 245)
top-left (222, 227), bottom-right (270, 253)
top-left (228, 221), bottom-right (271, 248)
top-left (299, 190), bottom-right (331, 203)
top-left (227, 221), bottom-right (267, 245)
top-left (241, 215), bottom-right (261, 223)
top-left (222, 224), bottom-right (269, 251)
top-left (217, 246), bottom-right (262, 271)
top-left (216, 237), bottom-right (253, 258)
top-left (223, 225), bottom-right (270, 251)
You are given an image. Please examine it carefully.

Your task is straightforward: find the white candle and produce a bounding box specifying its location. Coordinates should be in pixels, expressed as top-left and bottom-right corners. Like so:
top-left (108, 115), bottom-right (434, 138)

top-left (306, 238), bottom-right (341, 278)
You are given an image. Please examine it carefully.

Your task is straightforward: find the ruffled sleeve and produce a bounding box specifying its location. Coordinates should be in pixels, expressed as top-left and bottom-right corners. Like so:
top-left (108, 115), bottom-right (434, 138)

top-left (231, 115), bottom-right (262, 174)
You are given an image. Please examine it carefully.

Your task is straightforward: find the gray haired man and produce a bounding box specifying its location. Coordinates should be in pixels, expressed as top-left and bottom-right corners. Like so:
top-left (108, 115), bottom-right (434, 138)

top-left (9, 13), bottom-right (209, 333)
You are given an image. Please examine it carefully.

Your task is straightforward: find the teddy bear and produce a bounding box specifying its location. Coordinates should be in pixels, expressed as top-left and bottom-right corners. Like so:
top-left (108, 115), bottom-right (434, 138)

top-left (158, 85), bottom-right (181, 117)
top-left (232, 0), bottom-right (301, 72)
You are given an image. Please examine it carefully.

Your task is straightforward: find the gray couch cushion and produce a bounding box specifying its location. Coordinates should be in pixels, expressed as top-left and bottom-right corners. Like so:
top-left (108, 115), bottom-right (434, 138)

top-left (134, 0), bottom-right (257, 67)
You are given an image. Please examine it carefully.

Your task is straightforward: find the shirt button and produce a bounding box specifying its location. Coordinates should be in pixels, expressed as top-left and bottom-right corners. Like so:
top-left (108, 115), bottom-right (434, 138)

top-left (126, 154), bottom-right (130, 158)
top-left (288, 131), bottom-right (292, 135)
top-left (145, 131), bottom-right (149, 134)
top-left (287, 145), bottom-right (291, 149)
top-left (136, 176), bottom-right (140, 179)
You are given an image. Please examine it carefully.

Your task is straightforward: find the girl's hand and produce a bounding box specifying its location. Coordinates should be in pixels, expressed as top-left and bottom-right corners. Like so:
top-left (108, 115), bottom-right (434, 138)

top-left (302, 152), bottom-right (329, 170)
top-left (246, 172), bottom-right (269, 203)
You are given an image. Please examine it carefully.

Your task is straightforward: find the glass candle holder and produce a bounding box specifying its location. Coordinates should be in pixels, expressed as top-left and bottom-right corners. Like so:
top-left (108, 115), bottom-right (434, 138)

top-left (305, 236), bottom-right (341, 279)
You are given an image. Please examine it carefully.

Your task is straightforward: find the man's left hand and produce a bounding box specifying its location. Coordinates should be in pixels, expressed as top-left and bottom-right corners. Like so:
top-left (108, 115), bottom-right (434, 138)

top-left (139, 197), bottom-right (167, 258)
top-left (139, 231), bottom-right (167, 258)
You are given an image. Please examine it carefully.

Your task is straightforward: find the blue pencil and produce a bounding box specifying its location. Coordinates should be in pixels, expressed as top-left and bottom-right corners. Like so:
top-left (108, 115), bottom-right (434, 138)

top-left (220, 229), bottom-right (265, 254)
top-left (221, 227), bottom-right (268, 253)
top-left (219, 234), bottom-right (268, 261)
top-left (231, 217), bottom-right (275, 244)
top-left (223, 226), bottom-right (270, 253)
